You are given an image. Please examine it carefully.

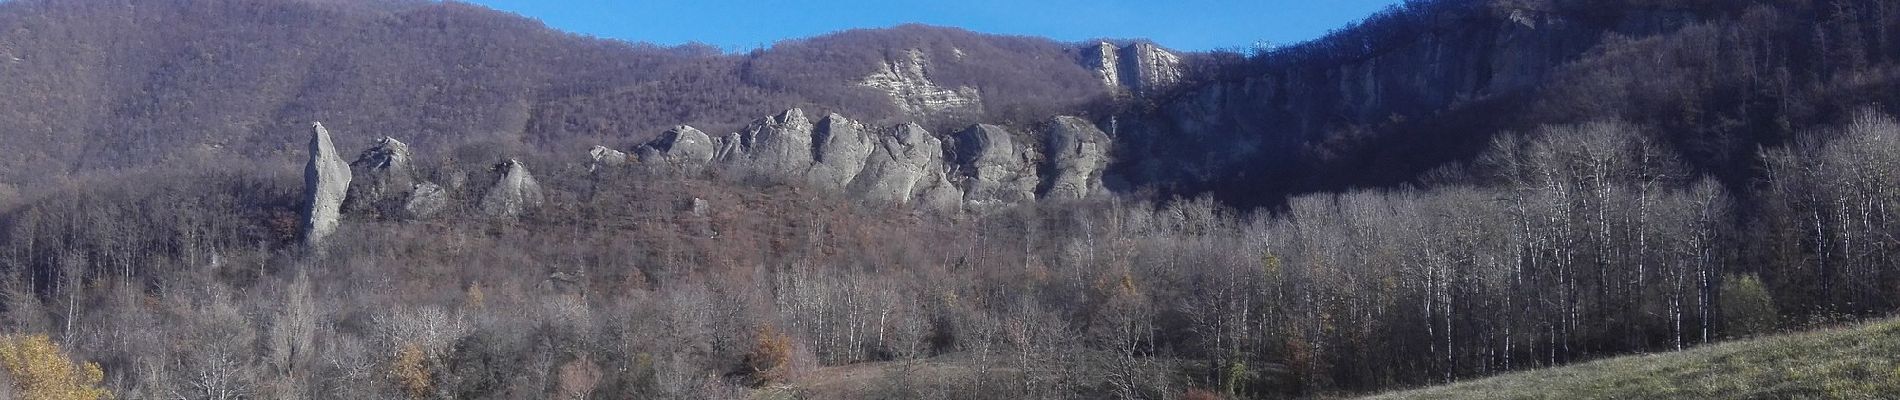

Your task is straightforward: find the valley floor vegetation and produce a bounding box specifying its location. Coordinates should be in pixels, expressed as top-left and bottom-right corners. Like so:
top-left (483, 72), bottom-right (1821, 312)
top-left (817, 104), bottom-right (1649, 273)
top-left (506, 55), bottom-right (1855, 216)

top-left (2, 110), bottom-right (1899, 399)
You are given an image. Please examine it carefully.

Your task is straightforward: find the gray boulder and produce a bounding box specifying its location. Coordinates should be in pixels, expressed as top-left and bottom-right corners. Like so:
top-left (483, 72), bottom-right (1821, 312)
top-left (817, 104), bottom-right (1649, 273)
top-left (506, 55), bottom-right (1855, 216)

top-left (807, 113), bottom-right (874, 192)
top-left (1041, 116), bottom-right (1112, 200)
top-left (302, 122), bottom-right (352, 248)
top-left (479, 159), bottom-right (545, 218)
top-left (403, 181), bottom-right (448, 219)
top-left (846, 123), bottom-right (945, 205)
top-left (587, 146), bottom-right (629, 172)
top-left (344, 136), bottom-right (418, 215)
top-left (915, 171), bottom-right (965, 213)
top-left (634, 125), bottom-right (717, 165)
top-left (952, 124), bottom-right (1039, 207)
top-left (717, 109), bottom-right (814, 181)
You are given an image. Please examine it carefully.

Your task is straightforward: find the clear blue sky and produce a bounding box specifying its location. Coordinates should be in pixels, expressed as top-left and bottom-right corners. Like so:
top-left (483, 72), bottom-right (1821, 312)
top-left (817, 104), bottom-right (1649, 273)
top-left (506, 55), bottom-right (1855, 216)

top-left (463, 0), bottom-right (1405, 52)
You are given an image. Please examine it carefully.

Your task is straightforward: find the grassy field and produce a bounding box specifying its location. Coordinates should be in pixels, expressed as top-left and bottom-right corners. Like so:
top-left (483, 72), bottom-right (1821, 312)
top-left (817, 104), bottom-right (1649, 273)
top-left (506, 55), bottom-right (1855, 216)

top-left (1365, 318), bottom-right (1900, 399)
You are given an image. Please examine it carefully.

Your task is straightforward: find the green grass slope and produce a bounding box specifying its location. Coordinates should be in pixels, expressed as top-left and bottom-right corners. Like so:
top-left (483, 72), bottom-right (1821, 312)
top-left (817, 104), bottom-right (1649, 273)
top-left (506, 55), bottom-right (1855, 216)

top-left (1366, 319), bottom-right (1900, 399)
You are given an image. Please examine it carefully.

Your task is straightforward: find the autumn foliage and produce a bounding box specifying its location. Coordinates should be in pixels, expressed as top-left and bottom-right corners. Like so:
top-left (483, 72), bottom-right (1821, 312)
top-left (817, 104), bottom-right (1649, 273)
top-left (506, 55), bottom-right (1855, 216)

top-left (0, 334), bottom-right (111, 400)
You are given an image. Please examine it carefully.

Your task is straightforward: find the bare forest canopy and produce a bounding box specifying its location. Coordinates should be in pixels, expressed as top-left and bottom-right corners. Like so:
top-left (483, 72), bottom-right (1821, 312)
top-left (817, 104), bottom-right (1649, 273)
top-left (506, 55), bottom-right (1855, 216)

top-left (5, 0), bottom-right (1900, 399)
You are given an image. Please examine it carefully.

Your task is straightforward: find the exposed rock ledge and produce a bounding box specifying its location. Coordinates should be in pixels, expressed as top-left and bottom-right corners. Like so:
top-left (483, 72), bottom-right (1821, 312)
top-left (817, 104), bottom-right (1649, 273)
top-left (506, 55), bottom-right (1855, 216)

top-left (604, 108), bottom-right (1116, 212)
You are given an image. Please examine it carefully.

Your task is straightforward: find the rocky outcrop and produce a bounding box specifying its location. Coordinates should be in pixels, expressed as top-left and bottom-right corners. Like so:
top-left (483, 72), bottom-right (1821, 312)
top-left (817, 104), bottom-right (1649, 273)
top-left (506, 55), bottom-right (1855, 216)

top-left (587, 146), bottom-right (629, 171)
top-left (625, 109), bottom-right (1117, 212)
top-left (951, 124), bottom-right (1040, 207)
top-left (845, 123), bottom-right (950, 205)
top-left (914, 172), bottom-right (965, 212)
top-left (344, 137), bottom-right (416, 213)
top-left (479, 159), bottom-right (544, 218)
top-left (404, 182), bottom-right (449, 218)
top-left (717, 109), bottom-right (816, 182)
top-left (1081, 42), bottom-right (1123, 91)
top-left (1122, 43), bottom-right (1182, 93)
top-left (859, 48), bottom-right (982, 116)
top-left (344, 137), bottom-right (451, 219)
top-left (302, 122), bottom-right (352, 248)
top-left (807, 114), bottom-right (874, 192)
top-left (634, 125), bottom-right (716, 165)
top-left (1040, 116), bottom-right (1111, 200)
top-left (1081, 42), bottom-right (1183, 95)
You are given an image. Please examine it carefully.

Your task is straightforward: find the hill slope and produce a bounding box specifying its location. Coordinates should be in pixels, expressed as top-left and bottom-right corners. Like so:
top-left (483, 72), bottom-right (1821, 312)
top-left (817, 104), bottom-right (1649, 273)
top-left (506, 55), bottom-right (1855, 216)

top-left (0, 0), bottom-right (1113, 188)
top-left (1368, 319), bottom-right (1900, 399)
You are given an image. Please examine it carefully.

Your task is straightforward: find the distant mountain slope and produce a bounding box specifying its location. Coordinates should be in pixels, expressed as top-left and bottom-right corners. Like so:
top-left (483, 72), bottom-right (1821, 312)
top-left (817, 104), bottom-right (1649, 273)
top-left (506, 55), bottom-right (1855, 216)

top-left (0, 0), bottom-right (1115, 188)
top-left (1366, 318), bottom-right (1900, 399)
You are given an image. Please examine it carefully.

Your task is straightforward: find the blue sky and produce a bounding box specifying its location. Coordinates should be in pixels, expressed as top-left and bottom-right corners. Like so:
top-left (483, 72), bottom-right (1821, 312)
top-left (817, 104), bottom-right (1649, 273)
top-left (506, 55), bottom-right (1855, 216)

top-left (463, 0), bottom-right (1405, 52)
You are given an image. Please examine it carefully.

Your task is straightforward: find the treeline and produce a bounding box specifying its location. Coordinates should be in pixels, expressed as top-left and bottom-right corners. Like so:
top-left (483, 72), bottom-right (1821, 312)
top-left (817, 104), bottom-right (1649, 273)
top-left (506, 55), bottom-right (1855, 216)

top-left (0, 110), bottom-right (1897, 398)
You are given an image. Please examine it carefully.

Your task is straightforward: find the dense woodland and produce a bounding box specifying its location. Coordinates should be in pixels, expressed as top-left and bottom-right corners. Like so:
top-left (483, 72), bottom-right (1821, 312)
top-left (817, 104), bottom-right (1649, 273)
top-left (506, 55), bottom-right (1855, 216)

top-left (5, 0), bottom-right (1900, 399)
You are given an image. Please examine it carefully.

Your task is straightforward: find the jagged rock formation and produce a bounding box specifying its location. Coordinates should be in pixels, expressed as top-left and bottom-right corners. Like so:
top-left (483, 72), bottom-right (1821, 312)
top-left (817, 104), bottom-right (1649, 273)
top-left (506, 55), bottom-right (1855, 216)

top-left (344, 137), bottom-right (450, 219)
top-left (845, 123), bottom-right (956, 206)
top-left (1081, 41), bottom-right (1183, 95)
top-left (715, 108), bottom-right (817, 182)
top-left (859, 48), bottom-right (983, 115)
top-left (1040, 116), bottom-right (1111, 200)
top-left (619, 108), bottom-right (1112, 211)
top-left (479, 159), bottom-right (544, 218)
top-left (952, 124), bottom-right (1040, 207)
top-left (302, 122), bottom-right (352, 248)
top-left (344, 137), bottom-right (414, 212)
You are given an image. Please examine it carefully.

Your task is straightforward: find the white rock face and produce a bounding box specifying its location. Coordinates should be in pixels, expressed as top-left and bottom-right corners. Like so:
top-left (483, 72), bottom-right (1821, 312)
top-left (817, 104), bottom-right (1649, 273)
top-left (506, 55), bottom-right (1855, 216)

top-left (1082, 42), bottom-right (1183, 95)
top-left (859, 48), bottom-right (982, 115)
top-left (1125, 43), bottom-right (1183, 92)
top-left (479, 159), bottom-right (544, 218)
top-left (302, 122), bottom-right (352, 248)
top-left (1081, 41), bottom-right (1123, 90)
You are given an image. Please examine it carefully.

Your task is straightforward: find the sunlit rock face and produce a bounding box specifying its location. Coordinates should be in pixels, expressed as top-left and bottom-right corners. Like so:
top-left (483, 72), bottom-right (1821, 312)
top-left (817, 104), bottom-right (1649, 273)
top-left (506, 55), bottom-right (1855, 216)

top-left (1081, 41), bottom-right (1183, 95)
top-left (625, 109), bottom-right (1118, 212)
top-left (951, 124), bottom-right (1039, 208)
top-left (1041, 116), bottom-right (1111, 200)
top-left (479, 159), bottom-right (544, 218)
top-left (859, 48), bottom-right (982, 116)
top-left (847, 123), bottom-right (950, 206)
top-left (303, 122), bottom-right (352, 248)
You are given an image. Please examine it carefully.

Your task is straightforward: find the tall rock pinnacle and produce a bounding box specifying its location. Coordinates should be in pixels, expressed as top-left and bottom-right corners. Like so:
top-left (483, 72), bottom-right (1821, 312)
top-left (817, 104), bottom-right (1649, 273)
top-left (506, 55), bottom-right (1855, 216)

top-left (303, 122), bottom-right (353, 248)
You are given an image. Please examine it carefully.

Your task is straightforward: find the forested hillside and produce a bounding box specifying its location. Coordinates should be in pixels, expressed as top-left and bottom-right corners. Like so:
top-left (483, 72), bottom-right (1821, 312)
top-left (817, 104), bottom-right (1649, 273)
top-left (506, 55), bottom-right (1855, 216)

top-left (0, 0), bottom-right (1115, 196)
top-left (4, 0), bottom-right (1900, 399)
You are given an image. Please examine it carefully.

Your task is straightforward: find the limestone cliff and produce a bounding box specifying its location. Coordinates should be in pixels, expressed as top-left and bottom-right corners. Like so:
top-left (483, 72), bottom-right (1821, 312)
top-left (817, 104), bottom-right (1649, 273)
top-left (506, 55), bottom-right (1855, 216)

top-left (859, 48), bottom-right (983, 116)
top-left (1081, 41), bottom-right (1183, 95)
